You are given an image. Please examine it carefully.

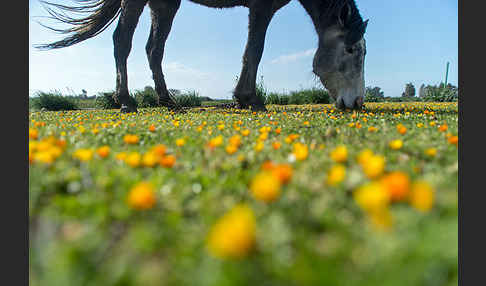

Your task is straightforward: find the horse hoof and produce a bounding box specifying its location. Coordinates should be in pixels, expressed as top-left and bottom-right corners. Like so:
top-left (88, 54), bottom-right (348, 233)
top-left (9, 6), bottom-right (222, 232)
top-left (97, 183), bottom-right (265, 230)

top-left (120, 104), bottom-right (137, 113)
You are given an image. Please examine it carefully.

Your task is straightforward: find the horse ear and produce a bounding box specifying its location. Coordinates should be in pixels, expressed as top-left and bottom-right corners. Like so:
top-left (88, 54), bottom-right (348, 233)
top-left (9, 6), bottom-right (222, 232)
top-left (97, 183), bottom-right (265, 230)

top-left (338, 2), bottom-right (352, 27)
top-left (363, 19), bottom-right (369, 32)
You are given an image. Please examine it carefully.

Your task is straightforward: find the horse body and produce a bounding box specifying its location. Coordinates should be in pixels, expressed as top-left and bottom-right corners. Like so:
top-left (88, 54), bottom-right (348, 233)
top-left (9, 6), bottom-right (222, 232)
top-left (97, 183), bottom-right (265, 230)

top-left (37, 0), bottom-right (368, 112)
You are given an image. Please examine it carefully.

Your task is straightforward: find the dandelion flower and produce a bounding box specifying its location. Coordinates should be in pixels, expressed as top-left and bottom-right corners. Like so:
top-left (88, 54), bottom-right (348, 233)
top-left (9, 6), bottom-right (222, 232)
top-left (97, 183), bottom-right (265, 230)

top-left (409, 180), bottom-right (435, 212)
top-left (354, 182), bottom-right (390, 214)
top-left (207, 204), bottom-right (256, 259)
top-left (330, 145), bottom-right (347, 163)
top-left (362, 155), bottom-right (386, 179)
top-left (326, 164), bottom-right (346, 186)
top-left (389, 139), bottom-right (403, 150)
top-left (292, 142), bottom-right (308, 161)
top-left (127, 182), bottom-right (156, 210)
top-left (250, 172), bottom-right (281, 203)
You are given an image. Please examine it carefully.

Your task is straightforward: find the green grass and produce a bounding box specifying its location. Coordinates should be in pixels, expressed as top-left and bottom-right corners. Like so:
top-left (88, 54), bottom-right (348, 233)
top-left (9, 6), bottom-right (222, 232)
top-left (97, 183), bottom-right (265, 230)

top-left (29, 102), bottom-right (457, 286)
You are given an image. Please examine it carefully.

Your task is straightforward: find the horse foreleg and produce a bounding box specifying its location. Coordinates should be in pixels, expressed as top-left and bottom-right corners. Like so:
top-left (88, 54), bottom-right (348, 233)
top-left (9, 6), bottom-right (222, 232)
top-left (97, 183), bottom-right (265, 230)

top-left (146, 0), bottom-right (181, 109)
top-left (113, 0), bottom-right (148, 113)
top-left (234, 4), bottom-right (276, 111)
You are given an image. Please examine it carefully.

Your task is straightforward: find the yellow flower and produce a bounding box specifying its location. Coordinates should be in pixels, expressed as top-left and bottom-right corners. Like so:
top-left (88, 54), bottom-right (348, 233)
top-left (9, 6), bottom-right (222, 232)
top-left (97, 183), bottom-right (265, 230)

top-left (389, 139), bottom-right (403, 150)
top-left (250, 172), bottom-right (282, 203)
top-left (123, 134), bottom-right (139, 145)
top-left (225, 144), bottom-right (238, 154)
top-left (326, 164), bottom-right (346, 186)
top-left (292, 142), bottom-right (308, 161)
top-left (241, 129), bottom-right (250, 136)
top-left (96, 146), bottom-right (110, 158)
top-left (409, 181), bottom-right (435, 212)
top-left (125, 152), bottom-right (141, 167)
top-left (33, 151), bottom-right (55, 164)
top-left (208, 135), bottom-right (223, 149)
top-left (367, 126), bottom-right (378, 132)
top-left (115, 152), bottom-right (127, 161)
top-left (127, 182), bottom-right (156, 210)
top-left (73, 148), bottom-right (94, 162)
top-left (357, 149), bottom-right (374, 166)
top-left (380, 171), bottom-right (410, 202)
top-left (207, 204), bottom-right (256, 259)
top-left (425, 148), bottom-right (437, 157)
top-left (330, 145), bottom-right (347, 163)
top-left (362, 155), bottom-right (386, 179)
top-left (142, 152), bottom-right (159, 167)
top-left (368, 208), bottom-right (393, 231)
top-left (175, 138), bottom-right (186, 147)
top-left (354, 182), bottom-right (390, 214)
top-left (254, 141), bottom-right (264, 152)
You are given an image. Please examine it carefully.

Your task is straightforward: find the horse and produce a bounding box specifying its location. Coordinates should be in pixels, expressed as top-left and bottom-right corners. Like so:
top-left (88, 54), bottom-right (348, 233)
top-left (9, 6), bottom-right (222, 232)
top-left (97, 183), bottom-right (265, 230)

top-left (36, 0), bottom-right (368, 112)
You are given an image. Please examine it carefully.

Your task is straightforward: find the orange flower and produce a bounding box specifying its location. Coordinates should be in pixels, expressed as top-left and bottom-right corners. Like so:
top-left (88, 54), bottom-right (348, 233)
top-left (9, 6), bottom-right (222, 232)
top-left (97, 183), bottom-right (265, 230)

top-left (96, 146), bottom-right (111, 158)
top-left (229, 135), bottom-right (242, 147)
top-left (29, 128), bottom-right (38, 140)
top-left (438, 124), bottom-right (448, 132)
top-left (396, 124), bottom-right (407, 135)
top-left (127, 182), bottom-right (156, 210)
top-left (272, 141), bottom-right (281, 150)
top-left (160, 154), bottom-right (176, 168)
top-left (148, 124), bottom-right (156, 132)
top-left (261, 160), bottom-right (275, 171)
top-left (448, 135), bottom-right (458, 146)
top-left (241, 129), bottom-right (250, 136)
top-left (271, 164), bottom-right (293, 185)
top-left (151, 144), bottom-right (167, 157)
top-left (123, 134), bottom-right (139, 144)
top-left (380, 172), bottom-right (410, 202)
top-left (225, 144), bottom-right (238, 154)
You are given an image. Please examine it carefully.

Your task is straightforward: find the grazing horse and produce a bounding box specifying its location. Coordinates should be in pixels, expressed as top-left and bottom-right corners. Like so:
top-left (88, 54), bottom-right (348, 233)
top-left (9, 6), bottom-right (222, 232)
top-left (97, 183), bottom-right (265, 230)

top-left (36, 0), bottom-right (368, 112)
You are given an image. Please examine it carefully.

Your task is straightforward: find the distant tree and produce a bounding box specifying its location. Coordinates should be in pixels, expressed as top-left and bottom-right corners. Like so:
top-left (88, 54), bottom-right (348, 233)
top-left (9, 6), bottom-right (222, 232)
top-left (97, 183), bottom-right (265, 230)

top-left (81, 89), bottom-right (87, 98)
top-left (365, 86), bottom-right (385, 102)
top-left (168, 89), bottom-right (181, 96)
top-left (418, 84), bottom-right (426, 98)
top-left (402, 83), bottom-right (416, 97)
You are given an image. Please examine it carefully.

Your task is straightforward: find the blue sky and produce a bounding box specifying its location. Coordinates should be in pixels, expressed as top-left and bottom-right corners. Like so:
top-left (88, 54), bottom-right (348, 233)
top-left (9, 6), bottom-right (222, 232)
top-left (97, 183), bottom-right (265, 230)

top-left (29, 0), bottom-right (458, 99)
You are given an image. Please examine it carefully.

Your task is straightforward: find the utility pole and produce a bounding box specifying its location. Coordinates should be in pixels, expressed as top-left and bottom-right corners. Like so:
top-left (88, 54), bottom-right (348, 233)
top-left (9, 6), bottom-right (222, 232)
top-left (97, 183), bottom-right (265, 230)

top-left (444, 62), bottom-right (450, 87)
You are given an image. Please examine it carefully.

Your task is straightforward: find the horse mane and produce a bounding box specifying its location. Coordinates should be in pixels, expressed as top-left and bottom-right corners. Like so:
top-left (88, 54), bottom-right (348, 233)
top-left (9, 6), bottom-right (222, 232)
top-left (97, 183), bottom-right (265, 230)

top-left (320, 0), bottom-right (367, 45)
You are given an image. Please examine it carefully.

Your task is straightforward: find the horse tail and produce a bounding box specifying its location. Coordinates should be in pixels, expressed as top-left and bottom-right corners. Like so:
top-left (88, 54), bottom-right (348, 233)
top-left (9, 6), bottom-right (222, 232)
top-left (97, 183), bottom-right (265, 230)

top-left (35, 0), bottom-right (122, 50)
top-left (188, 0), bottom-right (248, 8)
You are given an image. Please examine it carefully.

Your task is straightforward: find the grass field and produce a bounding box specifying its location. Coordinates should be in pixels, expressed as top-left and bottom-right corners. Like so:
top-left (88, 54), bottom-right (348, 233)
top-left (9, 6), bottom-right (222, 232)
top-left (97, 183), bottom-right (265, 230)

top-left (29, 102), bottom-right (458, 286)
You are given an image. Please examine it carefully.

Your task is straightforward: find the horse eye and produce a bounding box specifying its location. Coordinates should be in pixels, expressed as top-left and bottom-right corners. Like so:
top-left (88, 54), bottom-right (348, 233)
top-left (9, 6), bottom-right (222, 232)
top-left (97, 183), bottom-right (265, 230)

top-left (345, 47), bottom-right (354, 54)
